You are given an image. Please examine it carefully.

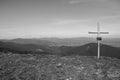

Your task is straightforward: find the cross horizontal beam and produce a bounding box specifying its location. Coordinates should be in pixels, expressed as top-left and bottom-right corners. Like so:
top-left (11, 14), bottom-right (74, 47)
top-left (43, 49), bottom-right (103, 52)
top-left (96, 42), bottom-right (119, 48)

top-left (88, 32), bottom-right (109, 34)
top-left (88, 22), bottom-right (109, 59)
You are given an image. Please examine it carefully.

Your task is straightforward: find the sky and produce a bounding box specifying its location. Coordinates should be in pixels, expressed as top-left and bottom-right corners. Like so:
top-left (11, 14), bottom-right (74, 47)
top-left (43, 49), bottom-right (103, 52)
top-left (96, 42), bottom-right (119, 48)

top-left (0, 0), bottom-right (120, 39)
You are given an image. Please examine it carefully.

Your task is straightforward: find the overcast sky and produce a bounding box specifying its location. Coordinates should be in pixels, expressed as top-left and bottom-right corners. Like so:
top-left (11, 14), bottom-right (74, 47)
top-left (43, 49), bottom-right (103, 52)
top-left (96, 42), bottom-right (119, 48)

top-left (0, 0), bottom-right (120, 39)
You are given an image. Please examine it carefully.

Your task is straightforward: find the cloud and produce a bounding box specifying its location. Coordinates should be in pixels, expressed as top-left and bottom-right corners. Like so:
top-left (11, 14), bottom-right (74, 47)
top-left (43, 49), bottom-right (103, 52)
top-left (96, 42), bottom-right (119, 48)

top-left (69, 0), bottom-right (81, 4)
top-left (51, 15), bottom-right (120, 25)
top-left (68, 0), bottom-right (96, 4)
top-left (51, 18), bottom-right (93, 25)
top-left (53, 19), bottom-right (80, 25)
top-left (68, 0), bottom-right (110, 4)
top-left (99, 15), bottom-right (120, 20)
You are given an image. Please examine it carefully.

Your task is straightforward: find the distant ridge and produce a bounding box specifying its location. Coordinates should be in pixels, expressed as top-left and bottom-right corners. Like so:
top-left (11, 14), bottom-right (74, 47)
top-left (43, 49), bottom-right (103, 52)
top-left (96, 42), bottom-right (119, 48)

top-left (0, 37), bottom-right (96, 46)
top-left (1, 38), bottom-right (57, 46)
top-left (1, 37), bottom-right (120, 47)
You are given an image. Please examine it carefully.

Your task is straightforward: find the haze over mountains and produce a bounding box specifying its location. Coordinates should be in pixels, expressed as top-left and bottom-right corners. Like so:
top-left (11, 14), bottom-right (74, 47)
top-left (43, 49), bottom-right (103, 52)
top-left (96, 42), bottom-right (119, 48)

top-left (2, 37), bottom-right (120, 47)
top-left (0, 37), bottom-right (120, 58)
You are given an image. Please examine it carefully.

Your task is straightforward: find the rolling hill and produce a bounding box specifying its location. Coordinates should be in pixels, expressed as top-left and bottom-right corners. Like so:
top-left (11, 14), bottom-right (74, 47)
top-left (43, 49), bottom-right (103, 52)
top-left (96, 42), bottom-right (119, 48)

top-left (0, 41), bottom-right (120, 58)
top-left (59, 43), bottom-right (120, 58)
top-left (0, 41), bottom-right (55, 54)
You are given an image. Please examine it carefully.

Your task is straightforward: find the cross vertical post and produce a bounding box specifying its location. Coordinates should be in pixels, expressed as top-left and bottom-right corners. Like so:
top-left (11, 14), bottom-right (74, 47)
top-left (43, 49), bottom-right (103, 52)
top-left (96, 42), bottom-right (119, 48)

top-left (88, 22), bottom-right (109, 59)
top-left (97, 22), bottom-right (100, 59)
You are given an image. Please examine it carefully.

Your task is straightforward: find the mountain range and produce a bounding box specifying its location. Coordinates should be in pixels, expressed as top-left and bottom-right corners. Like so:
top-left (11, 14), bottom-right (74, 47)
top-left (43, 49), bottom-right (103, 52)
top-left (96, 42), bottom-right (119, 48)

top-left (1, 37), bottom-right (120, 47)
top-left (0, 38), bottom-right (120, 58)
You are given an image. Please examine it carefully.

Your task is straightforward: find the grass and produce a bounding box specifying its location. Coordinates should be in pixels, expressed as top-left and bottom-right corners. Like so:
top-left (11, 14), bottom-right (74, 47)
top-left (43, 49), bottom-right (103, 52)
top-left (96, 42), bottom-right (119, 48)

top-left (0, 52), bottom-right (120, 80)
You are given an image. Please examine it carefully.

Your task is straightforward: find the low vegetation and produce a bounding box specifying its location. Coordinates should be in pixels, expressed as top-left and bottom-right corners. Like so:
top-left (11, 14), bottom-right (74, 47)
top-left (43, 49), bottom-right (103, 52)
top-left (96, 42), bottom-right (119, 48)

top-left (0, 52), bottom-right (120, 80)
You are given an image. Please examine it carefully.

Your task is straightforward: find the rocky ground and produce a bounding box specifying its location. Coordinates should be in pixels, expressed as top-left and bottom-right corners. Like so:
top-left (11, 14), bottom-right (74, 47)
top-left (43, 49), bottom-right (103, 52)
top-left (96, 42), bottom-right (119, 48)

top-left (0, 52), bottom-right (120, 80)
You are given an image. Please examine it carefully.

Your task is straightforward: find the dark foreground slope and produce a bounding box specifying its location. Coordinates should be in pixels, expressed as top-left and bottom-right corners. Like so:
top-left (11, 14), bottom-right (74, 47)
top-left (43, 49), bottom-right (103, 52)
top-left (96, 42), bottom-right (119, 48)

top-left (0, 53), bottom-right (120, 80)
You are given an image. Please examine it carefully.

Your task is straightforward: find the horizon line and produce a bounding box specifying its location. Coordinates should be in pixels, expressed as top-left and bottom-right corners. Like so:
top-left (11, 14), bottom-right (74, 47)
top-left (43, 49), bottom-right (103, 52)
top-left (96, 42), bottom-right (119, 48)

top-left (0, 36), bottom-right (120, 40)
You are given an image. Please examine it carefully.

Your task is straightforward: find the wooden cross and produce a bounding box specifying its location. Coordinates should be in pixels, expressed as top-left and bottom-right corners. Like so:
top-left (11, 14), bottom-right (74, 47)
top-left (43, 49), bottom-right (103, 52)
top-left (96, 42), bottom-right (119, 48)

top-left (88, 22), bottom-right (109, 59)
